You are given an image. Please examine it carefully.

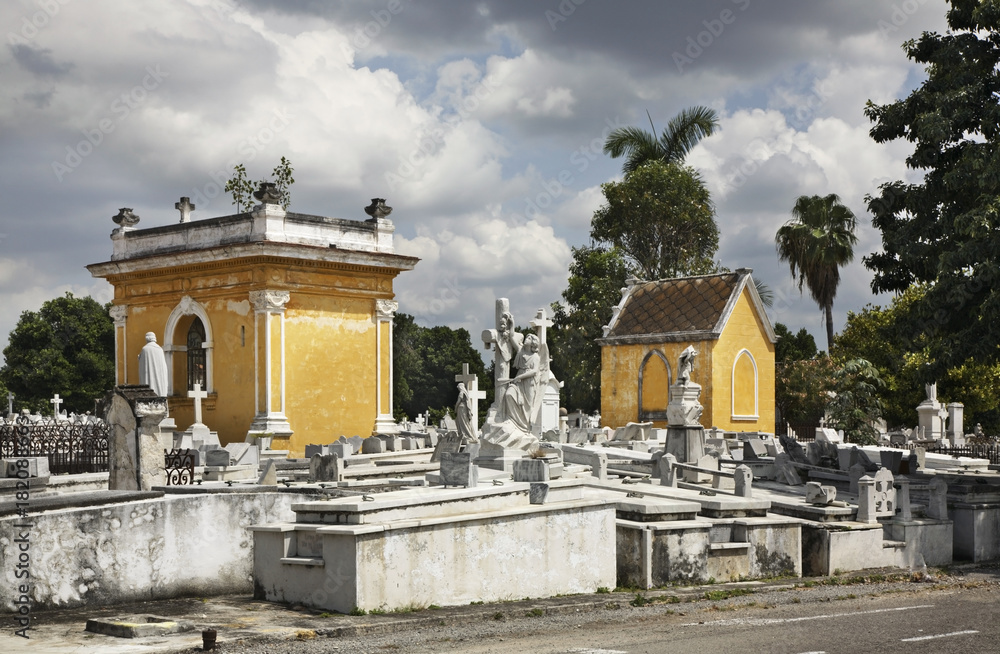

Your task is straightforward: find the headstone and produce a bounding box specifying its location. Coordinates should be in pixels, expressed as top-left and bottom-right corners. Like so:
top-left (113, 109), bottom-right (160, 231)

top-left (309, 454), bottom-right (341, 482)
top-left (927, 477), bottom-right (948, 520)
top-left (103, 385), bottom-right (167, 491)
top-left (688, 453), bottom-right (718, 484)
top-left (849, 462), bottom-right (865, 495)
top-left (330, 441), bottom-right (353, 459)
top-left (440, 452), bottom-right (477, 487)
top-left (774, 453), bottom-right (803, 486)
top-left (225, 442), bottom-right (258, 467)
top-left (440, 410), bottom-right (457, 432)
top-left (529, 482), bottom-right (549, 504)
top-left (805, 481), bottom-right (837, 505)
top-left (657, 452), bottom-right (678, 487)
top-left (947, 402), bottom-right (964, 445)
top-left (742, 438), bottom-right (768, 461)
top-left (257, 460), bottom-right (277, 485)
top-left (3, 458), bottom-right (49, 478)
top-left (589, 451), bottom-right (608, 481)
top-left (361, 438), bottom-right (387, 454)
top-left (871, 467), bottom-right (896, 517)
top-left (567, 428), bottom-right (590, 444)
top-left (856, 475), bottom-right (878, 523)
top-left (512, 458), bottom-right (550, 482)
top-left (430, 432), bottom-right (463, 462)
top-left (617, 421), bottom-right (653, 442)
top-left (734, 464), bottom-right (752, 498)
top-left (206, 449), bottom-right (232, 467)
top-left (815, 427), bottom-right (842, 444)
top-left (305, 444), bottom-right (329, 458)
top-left (384, 436), bottom-right (403, 452)
top-left (879, 449), bottom-right (903, 475)
top-left (347, 435), bottom-right (364, 452)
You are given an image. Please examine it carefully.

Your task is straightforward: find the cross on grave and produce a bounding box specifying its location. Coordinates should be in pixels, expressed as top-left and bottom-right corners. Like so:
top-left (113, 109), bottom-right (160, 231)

top-left (415, 413), bottom-right (425, 429)
top-left (175, 196), bottom-right (195, 223)
top-left (50, 393), bottom-right (62, 417)
top-left (7, 392), bottom-right (13, 415)
top-left (455, 363), bottom-right (487, 424)
top-left (188, 383), bottom-right (208, 424)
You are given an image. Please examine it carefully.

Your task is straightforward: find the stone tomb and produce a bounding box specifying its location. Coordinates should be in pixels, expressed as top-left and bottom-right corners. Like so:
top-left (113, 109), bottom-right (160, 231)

top-left (103, 385), bottom-right (168, 491)
top-left (251, 480), bottom-right (615, 613)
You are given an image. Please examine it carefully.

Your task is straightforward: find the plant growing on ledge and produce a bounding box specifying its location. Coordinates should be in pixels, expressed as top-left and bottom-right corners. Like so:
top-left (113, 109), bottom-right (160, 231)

top-left (225, 157), bottom-right (295, 211)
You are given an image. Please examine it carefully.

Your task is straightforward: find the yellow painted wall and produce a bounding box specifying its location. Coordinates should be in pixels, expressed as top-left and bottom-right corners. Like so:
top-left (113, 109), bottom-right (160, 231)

top-left (600, 342), bottom-right (714, 429)
top-left (105, 258), bottom-right (400, 456)
top-left (710, 287), bottom-right (776, 432)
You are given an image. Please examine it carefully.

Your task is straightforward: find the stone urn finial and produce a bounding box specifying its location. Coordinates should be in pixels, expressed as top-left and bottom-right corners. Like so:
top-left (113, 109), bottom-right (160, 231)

top-left (364, 198), bottom-right (392, 221)
top-left (253, 182), bottom-right (281, 205)
top-left (112, 208), bottom-right (140, 229)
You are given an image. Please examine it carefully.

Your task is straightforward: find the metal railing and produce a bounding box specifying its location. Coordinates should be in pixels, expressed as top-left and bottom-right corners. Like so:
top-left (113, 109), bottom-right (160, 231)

top-left (0, 415), bottom-right (110, 474)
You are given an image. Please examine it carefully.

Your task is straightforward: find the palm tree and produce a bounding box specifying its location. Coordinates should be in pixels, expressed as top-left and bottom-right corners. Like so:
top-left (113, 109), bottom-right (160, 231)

top-left (603, 106), bottom-right (720, 174)
top-left (775, 194), bottom-right (858, 352)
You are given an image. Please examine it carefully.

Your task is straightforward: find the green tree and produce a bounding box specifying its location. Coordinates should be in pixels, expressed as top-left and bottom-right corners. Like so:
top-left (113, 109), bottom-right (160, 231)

top-left (775, 193), bottom-right (858, 352)
top-left (592, 161), bottom-right (719, 280)
top-left (0, 293), bottom-right (114, 414)
top-left (827, 359), bottom-right (885, 446)
top-left (603, 106), bottom-right (720, 174)
top-left (549, 246), bottom-right (630, 413)
top-left (392, 313), bottom-right (489, 424)
top-left (225, 157), bottom-right (295, 212)
top-left (864, 0), bottom-right (1000, 380)
top-left (776, 356), bottom-right (835, 427)
top-left (774, 323), bottom-right (819, 363)
top-left (835, 286), bottom-right (1000, 431)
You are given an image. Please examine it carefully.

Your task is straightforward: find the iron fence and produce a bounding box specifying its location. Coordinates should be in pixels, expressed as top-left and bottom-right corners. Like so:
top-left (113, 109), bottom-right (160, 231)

top-left (922, 444), bottom-right (1000, 465)
top-left (0, 415), bottom-right (110, 474)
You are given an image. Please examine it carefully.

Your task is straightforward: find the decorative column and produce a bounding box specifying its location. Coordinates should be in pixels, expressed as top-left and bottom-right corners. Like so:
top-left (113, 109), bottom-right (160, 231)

top-left (247, 290), bottom-right (293, 440)
top-left (109, 305), bottom-right (129, 385)
top-left (373, 299), bottom-right (398, 434)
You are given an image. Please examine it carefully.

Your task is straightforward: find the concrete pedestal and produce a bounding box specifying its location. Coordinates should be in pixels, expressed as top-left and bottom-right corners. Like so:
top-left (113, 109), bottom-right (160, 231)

top-left (665, 425), bottom-right (705, 464)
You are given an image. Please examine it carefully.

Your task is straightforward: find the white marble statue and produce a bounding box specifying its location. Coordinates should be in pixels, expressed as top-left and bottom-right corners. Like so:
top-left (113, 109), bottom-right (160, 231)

top-left (677, 345), bottom-right (697, 385)
top-left (138, 332), bottom-right (169, 397)
top-left (498, 333), bottom-right (543, 433)
top-left (455, 382), bottom-right (478, 443)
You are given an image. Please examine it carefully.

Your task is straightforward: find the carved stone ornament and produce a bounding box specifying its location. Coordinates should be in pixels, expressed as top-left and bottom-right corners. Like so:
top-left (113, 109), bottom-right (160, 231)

top-left (109, 305), bottom-right (128, 326)
top-left (375, 299), bottom-right (398, 319)
top-left (177, 295), bottom-right (200, 316)
top-left (112, 207), bottom-right (140, 228)
top-left (253, 182), bottom-right (282, 205)
top-left (250, 290), bottom-right (291, 312)
top-left (364, 198), bottom-right (393, 221)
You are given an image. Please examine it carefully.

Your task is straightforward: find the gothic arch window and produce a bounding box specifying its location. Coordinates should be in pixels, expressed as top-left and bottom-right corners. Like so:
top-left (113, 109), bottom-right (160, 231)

top-left (732, 349), bottom-right (758, 420)
top-left (638, 349), bottom-right (671, 421)
top-left (187, 318), bottom-right (207, 391)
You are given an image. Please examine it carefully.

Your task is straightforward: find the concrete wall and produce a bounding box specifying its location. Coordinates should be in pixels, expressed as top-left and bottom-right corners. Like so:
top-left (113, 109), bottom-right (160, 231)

top-left (0, 492), bottom-right (305, 611)
top-left (952, 503), bottom-right (1000, 561)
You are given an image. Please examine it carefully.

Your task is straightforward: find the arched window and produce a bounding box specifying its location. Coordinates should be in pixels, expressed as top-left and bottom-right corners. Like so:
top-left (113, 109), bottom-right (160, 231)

top-left (187, 318), bottom-right (206, 391)
top-left (732, 349), bottom-right (758, 420)
top-left (638, 349), bottom-right (671, 421)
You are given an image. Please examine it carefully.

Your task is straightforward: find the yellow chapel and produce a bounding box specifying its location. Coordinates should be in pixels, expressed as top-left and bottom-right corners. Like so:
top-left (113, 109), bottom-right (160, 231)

top-left (87, 197), bottom-right (417, 457)
top-left (598, 269), bottom-right (776, 432)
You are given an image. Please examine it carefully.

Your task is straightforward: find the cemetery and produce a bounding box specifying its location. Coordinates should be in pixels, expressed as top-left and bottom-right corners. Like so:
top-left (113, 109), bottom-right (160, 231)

top-left (2, 192), bottom-right (1000, 631)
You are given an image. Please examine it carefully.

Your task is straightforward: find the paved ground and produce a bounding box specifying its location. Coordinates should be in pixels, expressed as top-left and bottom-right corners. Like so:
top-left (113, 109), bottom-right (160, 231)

top-left (5, 564), bottom-right (1000, 654)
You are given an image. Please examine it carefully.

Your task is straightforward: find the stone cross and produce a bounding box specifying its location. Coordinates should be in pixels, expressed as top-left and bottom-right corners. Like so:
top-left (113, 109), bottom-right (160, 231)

top-left (529, 307), bottom-right (553, 346)
top-left (50, 393), bottom-right (63, 417)
top-left (455, 363), bottom-right (487, 423)
top-left (175, 196), bottom-right (195, 223)
top-left (188, 383), bottom-right (208, 424)
top-left (415, 413), bottom-right (425, 429)
top-left (6, 392), bottom-right (13, 415)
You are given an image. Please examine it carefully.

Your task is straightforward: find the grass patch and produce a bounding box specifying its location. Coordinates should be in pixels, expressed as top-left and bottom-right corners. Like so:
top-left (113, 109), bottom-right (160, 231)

top-left (704, 588), bottom-right (754, 602)
top-left (469, 600), bottom-right (483, 605)
top-left (349, 606), bottom-right (367, 616)
top-left (493, 612), bottom-right (505, 621)
top-left (369, 607), bottom-right (387, 615)
top-left (631, 593), bottom-right (651, 607)
top-left (526, 608), bottom-right (545, 617)
top-left (596, 587), bottom-right (611, 594)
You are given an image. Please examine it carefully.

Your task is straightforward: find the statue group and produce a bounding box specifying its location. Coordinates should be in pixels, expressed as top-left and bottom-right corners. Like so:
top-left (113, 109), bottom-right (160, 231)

top-left (477, 299), bottom-right (557, 452)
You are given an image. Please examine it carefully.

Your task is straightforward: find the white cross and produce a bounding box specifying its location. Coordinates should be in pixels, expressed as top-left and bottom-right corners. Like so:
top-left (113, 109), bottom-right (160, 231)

top-left (530, 307), bottom-right (553, 346)
top-left (455, 363), bottom-right (487, 421)
top-left (415, 413), bottom-right (425, 428)
top-left (188, 383), bottom-right (208, 424)
top-left (50, 393), bottom-right (63, 417)
top-left (175, 196), bottom-right (196, 223)
top-left (7, 392), bottom-right (13, 415)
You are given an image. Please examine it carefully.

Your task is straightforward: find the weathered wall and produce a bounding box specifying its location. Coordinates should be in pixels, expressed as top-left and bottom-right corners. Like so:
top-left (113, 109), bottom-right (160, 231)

top-left (0, 492), bottom-right (307, 611)
top-left (711, 288), bottom-right (775, 432)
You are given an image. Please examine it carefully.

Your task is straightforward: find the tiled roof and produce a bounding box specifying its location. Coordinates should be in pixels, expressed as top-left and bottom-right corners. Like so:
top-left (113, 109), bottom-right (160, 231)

top-left (605, 273), bottom-right (742, 339)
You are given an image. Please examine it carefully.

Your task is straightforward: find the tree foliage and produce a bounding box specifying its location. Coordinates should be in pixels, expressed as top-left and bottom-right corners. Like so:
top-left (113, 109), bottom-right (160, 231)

top-left (0, 293), bottom-right (115, 414)
top-left (549, 246), bottom-right (630, 414)
top-left (774, 323), bottom-right (819, 363)
top-left (392, 313), bottom-right (489, 424)
top-left (225, 157), bottom-right (295, 212)
top-left (776, 356), bottom-right (835, 426)
top-left (864, 0), bottom-right (1000, 379)
top-left (775, 193), bottom-right (858, 351)
top-left (835, 286), bottom-right (1000, 431)
top-left (826, 358), bottom-right (885, 446)
top-left (603, 106), bottom-right (720, 174)
top-left (592, 161), bottom-right (719, 280)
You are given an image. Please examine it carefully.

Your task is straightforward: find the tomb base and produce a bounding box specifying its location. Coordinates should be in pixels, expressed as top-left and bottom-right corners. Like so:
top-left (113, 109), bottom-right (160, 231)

top-left (475, 442), bottom-right (530, 472)
top-left (203, 465), bottom-right (257, 481)
top-left (665, 425), bottom-right (705, 464)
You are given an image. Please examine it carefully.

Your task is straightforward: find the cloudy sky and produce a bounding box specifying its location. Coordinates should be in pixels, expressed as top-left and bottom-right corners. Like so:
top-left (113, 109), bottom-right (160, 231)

top-left (0, 0), bottom-right (949, 362)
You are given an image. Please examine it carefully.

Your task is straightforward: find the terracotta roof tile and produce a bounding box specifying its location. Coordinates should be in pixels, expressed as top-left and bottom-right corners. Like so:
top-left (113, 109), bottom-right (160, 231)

top-left (607, 273), bottom-right (741, 338)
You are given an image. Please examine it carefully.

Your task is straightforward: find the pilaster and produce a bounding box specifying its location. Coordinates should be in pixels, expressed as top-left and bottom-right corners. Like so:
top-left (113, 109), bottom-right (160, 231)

top-left (248, 289), bottom-right (293, 439)
top-left (373, 299), bottom-right (398, 434)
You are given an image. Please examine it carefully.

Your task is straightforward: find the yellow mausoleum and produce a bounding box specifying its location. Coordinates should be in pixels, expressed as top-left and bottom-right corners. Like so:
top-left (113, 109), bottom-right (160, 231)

top-left (87, 199), bottom-right (417, 456)
top-left (598, 269), bottom-right (776, 432)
